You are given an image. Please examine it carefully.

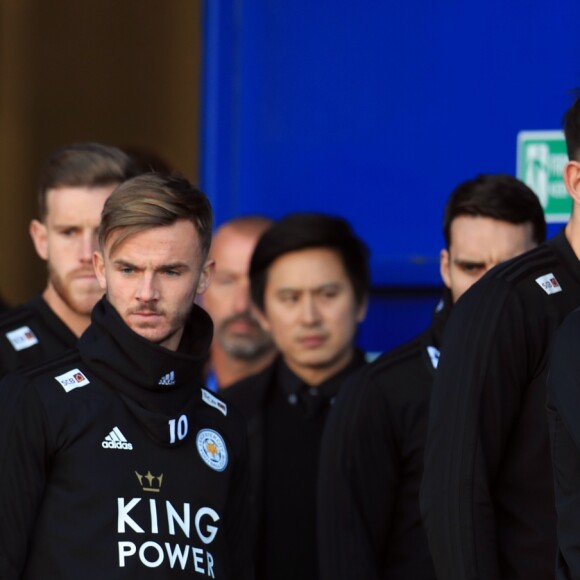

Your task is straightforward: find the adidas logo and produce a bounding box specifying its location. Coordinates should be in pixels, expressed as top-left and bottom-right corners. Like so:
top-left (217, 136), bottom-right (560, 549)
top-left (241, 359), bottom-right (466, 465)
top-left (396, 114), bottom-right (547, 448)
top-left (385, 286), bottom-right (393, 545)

top-left (158, 371), bottom-right (175, 386)
top-left (102, 427), bottom-right (133, 450)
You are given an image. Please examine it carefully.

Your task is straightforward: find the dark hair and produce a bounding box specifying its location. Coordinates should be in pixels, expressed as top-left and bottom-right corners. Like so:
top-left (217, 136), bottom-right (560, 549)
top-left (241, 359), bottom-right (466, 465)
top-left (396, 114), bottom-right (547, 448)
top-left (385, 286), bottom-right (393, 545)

top-left (99, 173), bottom-right (213, 259)
top-left (442, 174), bottom-right (546, 248)
top-left (122, 145), bottom-right (175, 175)
top-left (249, 212), bottom-right (370, 311)
top-left (563, 91), bottom-right (580, 162)
top-left (37, 142), bottom-right (138, 220)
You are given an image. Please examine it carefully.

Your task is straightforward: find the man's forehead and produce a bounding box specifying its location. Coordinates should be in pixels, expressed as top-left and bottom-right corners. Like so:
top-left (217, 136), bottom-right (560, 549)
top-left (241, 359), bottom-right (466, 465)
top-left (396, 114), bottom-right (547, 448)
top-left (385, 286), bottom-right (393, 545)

top-left (211, 229), bottom-right (261, 269)
top-left (267, 250), bottom-right (350, 286)
top-left (103, 220), bottom-right (201, 259)
top-left (213, 226), bottom-right (261, 252)
top-left (44, 189), bottom-right (115, 231)
top-left (46, 183), bottom-right (118, 201)
top-left (268, 246), bottom-right (343, 268)
top-left (45, 184), bottom-right (117, 216)
top-left (450, 224), bottom-right (534, 265)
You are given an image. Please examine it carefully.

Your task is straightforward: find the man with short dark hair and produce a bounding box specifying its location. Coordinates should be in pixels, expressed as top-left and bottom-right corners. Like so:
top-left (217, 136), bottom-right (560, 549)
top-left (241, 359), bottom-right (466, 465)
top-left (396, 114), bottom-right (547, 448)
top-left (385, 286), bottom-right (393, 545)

top-left (317, 173), bottom-right (545, 580)
top-left (420, 93), bottom-right (580, 580)
top-left (0, 142), bottom-right (137, 376)
top-left (201, 216), bottom-right (276, 390)
top-left (0, 173), bottom-right (252, 579)
top-left (222, 212), bottom-right (370, 580)
top-left (439, 173), bottom-right (546, 302)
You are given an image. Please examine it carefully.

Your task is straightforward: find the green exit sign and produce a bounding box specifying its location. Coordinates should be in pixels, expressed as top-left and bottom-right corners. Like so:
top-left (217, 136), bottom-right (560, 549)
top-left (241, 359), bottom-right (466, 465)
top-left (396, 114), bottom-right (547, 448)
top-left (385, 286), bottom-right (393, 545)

top-left (516, 130), bottom-right (570, 223)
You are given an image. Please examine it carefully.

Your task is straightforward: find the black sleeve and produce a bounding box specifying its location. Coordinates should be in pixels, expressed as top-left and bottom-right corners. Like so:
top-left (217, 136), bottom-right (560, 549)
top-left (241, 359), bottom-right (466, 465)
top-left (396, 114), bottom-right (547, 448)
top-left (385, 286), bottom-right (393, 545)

top-left (420, 279), bottom-right (528, 579)
top-left (318, 370), bottom-right (398, 580)
top-left (547, 309), bottom-right (580, 580)
top-left (0, 342), bottom-right (15, 380)
top-left (0, 375), bottom-right (52, 578)
top-left (224, 413), bottom-right (255, 580)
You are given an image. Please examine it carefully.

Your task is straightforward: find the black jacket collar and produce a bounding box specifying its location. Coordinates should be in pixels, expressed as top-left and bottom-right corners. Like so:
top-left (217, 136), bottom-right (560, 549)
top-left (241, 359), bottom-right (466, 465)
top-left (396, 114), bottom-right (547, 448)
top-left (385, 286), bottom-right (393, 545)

top-left (78, 297), bottom-right (213, 445)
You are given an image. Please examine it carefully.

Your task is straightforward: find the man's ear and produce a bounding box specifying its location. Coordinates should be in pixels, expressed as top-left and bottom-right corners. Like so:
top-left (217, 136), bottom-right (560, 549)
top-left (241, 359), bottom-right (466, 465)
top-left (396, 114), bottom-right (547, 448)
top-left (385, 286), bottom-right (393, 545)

top-left (92, 252), bottom-right (107, 291)
top-left (253, 304), bottom-right (271, 332)
top-left (29, 220), bottom-right (48, 261)
top-left (196, 259), bottom-right (215, 295)
top-left (440, 248), bottom-right (452, 290)
top-left (356, 295), bottom-right (369, 323)
top-left (564, 160), bottom-right (580, 205)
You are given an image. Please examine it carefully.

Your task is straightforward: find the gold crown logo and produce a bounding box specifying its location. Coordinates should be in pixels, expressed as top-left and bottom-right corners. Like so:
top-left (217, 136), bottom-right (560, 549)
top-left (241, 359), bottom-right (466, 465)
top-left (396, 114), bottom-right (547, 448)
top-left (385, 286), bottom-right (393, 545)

top-left (135, 470), bottom-right (164, 492)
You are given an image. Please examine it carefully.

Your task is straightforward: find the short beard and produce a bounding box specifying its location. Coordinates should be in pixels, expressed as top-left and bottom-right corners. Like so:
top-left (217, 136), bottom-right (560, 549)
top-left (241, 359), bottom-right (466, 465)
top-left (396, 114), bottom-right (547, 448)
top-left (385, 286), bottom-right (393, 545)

top-left (48, 264), bottom-right (102, 316)
top-left (217, 313), bottom-right (274, 361)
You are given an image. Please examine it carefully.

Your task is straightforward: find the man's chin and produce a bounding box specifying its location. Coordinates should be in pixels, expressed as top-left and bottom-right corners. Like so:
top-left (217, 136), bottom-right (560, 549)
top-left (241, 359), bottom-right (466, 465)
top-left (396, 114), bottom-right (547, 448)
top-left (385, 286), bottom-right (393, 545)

top-left (61, 293), bottom-right (102, 316)
top-left (221, 336), bottom-right (274, 359)
top-left (69, 293), bottom-right (104, 315)
top-left (221, 335), bottom-right (254, 351)
top-left (126, 321), bottom-right (168, 342)
top-left (68, 279), bottom-right (102, 295)
top-left (221, 327), bottom-right (267, 343)
top-left (68, 277), bottom-right (101, 295)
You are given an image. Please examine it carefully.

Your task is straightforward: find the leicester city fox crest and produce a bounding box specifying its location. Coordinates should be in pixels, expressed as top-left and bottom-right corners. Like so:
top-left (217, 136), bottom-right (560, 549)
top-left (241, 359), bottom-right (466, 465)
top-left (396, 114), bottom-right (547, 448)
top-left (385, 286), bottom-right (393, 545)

top-left (196, 429), bottom-right (228, 472)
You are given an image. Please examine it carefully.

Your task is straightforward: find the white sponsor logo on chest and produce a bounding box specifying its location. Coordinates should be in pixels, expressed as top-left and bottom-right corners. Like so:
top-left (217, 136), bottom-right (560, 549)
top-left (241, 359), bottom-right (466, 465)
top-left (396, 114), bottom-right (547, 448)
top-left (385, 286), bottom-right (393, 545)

top-left (54, 368), bottom-right (90, 392)
top-left (5, 326), bottom-right (38, 351)
top-left (535, 273), bottom-right (562, 295)
top-left (201, 389), bottom-right (227, 416)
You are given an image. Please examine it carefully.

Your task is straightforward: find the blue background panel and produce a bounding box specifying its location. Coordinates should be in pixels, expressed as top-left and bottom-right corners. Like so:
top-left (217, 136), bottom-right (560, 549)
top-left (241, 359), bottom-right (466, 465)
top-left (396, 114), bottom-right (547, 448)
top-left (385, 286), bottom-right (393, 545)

top-left (201, 0), bottom-right (579, 350)
top-left (357, 288), bottom-right (442, 354)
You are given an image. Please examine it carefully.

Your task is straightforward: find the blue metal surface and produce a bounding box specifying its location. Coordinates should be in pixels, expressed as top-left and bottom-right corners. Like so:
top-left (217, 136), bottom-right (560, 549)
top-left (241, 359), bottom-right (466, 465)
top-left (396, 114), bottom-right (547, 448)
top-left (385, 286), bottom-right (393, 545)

top-left (201, 0), bottom-right (579, 349)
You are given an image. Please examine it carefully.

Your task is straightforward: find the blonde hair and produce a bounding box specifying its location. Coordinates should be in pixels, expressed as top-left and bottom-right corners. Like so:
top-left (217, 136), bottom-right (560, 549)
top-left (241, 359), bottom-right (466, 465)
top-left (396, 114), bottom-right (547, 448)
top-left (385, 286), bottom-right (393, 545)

top-left (37, 142), bottom-right (137, 220)
top-left (99, 173), bottom-right (213, 258)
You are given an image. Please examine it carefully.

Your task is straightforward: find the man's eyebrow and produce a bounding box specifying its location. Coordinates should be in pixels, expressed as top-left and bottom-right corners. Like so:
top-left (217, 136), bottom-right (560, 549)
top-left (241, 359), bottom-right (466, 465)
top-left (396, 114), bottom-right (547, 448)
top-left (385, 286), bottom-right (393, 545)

top-left (453, 259), bottom-right (485, 267)
top-left (111, 259), bottom-right (190, 271)
top-left (158, 262), bottom-right (189, 270)
top-left (112, 259), bottom-right (136, 268)
top-left (275, 282), bottom-right (343, 293)
top-left (53, 223), bottom-right (80, 229)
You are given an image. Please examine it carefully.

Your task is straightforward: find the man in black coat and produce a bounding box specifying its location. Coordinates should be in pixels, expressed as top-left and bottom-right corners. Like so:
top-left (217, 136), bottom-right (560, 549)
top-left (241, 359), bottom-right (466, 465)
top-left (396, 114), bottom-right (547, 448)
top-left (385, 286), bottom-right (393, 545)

top-left (421, 94), bottom-right (580, 579)
top-left (222, 212), bottom-right (370, 580)
top-left (0, 142), bottom-right (138, 376)
top-left (0, 173), bottom-right (253, 579)
top-left (317, 174), bottom-right (546, 579)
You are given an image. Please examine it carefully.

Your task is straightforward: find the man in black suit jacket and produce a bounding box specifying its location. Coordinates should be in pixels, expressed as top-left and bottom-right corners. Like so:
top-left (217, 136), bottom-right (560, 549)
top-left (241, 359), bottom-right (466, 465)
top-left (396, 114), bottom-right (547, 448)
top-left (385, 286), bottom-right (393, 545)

top-left (222, 212), bottom-right (370, 580)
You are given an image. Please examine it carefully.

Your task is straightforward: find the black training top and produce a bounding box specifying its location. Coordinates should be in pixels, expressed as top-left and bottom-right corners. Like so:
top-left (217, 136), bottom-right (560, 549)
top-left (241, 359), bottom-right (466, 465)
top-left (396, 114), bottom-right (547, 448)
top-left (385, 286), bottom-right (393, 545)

top-left (547, 307), bottom-right (580, 580)
top-left (0, 294), bottom-right (77, 377)
top-left (420, 230), bottom-right (580, 580)
top-left (317, 293), bottom-right (450, 580)
top-left (0, 298), bottom-right (252, 580)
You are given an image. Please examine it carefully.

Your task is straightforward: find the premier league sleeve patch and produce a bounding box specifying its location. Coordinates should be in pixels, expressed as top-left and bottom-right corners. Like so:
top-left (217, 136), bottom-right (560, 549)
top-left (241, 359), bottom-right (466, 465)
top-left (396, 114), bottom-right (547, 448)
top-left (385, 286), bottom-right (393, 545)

top-left (196, 429), bottom-right (228, 472)
top-left (54, 368), bottom-right (90, 392)
top-left (6, 326), bottom-right (38, 351)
